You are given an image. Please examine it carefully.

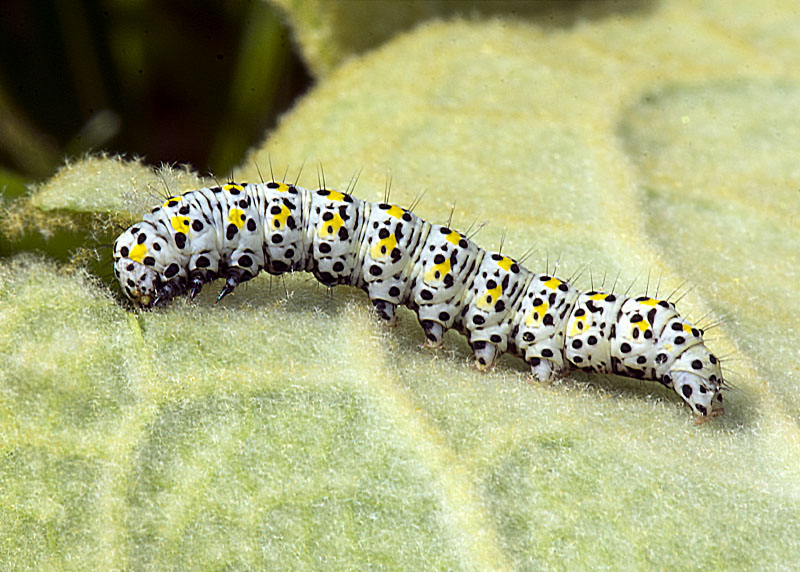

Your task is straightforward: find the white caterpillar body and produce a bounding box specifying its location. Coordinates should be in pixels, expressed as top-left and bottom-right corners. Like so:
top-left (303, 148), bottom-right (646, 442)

top-left (113, 181), bottom-right (724, 419)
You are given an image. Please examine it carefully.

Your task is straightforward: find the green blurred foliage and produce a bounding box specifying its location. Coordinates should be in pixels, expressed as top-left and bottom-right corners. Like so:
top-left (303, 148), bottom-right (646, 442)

top-left (0, 0), bottom-right (309, 193)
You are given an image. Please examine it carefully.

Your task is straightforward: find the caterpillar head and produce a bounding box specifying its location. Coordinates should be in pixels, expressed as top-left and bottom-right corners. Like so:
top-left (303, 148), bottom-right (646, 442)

top-left (666, 345), bottom-right (724, 420)
top-left (113, 225), bottom-right (164, 308)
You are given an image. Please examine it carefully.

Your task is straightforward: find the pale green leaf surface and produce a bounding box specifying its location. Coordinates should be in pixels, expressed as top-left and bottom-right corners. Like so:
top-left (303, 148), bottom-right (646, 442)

top-left (29, 155), bottom-right (211, 216)
top-left (3, 1), bottom-right (800, 569)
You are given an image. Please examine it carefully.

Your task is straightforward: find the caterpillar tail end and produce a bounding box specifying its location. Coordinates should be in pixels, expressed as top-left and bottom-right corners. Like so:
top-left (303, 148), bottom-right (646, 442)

top-left (668, 348), bottom-right (724, 420)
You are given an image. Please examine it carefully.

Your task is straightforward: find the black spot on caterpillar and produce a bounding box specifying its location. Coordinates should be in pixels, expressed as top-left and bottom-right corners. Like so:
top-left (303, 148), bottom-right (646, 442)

top-left (113, 180), bottom-right (725, 420)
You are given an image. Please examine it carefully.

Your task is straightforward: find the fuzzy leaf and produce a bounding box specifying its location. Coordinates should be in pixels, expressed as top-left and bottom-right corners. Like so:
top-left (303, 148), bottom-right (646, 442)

top-left (4, 1), bottom-right (800, 569)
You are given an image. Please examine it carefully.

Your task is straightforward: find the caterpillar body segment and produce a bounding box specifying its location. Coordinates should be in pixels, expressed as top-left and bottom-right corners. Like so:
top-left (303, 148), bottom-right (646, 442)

top-left (360, 202), bottom-right (428, 326)
top-left (113, 180), bottom-right (725, 419)
top-left (460, 252), bottom-right (532, 369)
top-left (409, 225), bottom-right (484, 348)
top-left (511, 274), bottom-right (580, 381)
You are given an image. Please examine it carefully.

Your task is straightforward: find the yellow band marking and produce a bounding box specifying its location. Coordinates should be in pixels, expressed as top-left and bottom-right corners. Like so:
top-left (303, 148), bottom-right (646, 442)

top-left (543, 277), bottom-right (562, 290)
top-left (424, 257), bottom-right (451, 284)
top-left (385, 205), bottom-right (406, 220)
top-left (371, 234), bottom-right (398, 260)
top-left (319, 212), bottom-right (345, 238)
top-left (630, 320), bottom-right (650, 339)
top-left (171, 216), bottom-right (190, 233)
top-left (130, 243), bottom-right (147, 263)
top-left (229, 208), bottom-right (246, 229)
top-left (568, 313), bottom-right (589, 337)
top-left (444, 230), bottom-right (462, 246)
top-left (496, 256), bottom-right (514, 271)
top-left (525, 299), bottom-right (550, 327)
top-left (477, 283), bottom-right (502, 311)
top-left (272, 204), bottom-right (291, 229)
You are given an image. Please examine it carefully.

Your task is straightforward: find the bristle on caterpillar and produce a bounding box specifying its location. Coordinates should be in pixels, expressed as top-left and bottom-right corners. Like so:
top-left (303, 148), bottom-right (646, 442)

top-left (113, 179), bottom-right (725, 420)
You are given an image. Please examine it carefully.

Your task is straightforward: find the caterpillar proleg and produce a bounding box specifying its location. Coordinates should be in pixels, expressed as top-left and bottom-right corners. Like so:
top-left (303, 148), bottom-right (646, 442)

top-left (113, 179), bottom-right (725, 420)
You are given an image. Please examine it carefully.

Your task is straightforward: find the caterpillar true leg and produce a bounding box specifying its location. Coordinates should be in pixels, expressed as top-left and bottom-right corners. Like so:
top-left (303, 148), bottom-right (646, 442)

top-left (217, 268), bottom-right (253, 302)
top-left (113, 178), bottom-right (725, 420)
top-left (187, 272), bottom-right (209, 300)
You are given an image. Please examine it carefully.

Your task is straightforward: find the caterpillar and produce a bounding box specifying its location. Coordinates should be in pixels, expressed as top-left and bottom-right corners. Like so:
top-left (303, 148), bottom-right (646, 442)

top-left (113, 178), bottom-right (725, 420)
